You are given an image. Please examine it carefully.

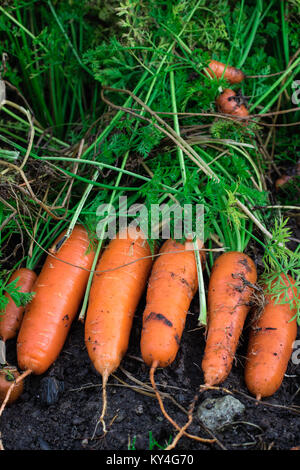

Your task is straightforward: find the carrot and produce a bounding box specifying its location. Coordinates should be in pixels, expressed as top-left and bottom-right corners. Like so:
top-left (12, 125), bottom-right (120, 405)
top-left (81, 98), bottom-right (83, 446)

top-left (275, 174), bottom-right (293, 191)
top-left (216, 88), bottom-right (249, 119)
top-left (85, 226), bottom-right (153, 433)
top-left (0, 366), bottom-right (24, 405)
top-left (140, 238), bottom-right (213, 447)
top-left (17, 224), bottom-right (95, 376)
top-left (0, 268), bottom-right (37, 342)
top-left (141, 238), bottom-right (205, 368)
top-left (202, 251), bottom-right (257, 387)
top-left (206, 60), bottom-right (245, 84)
top-left (244, 273), bottom-right (298, 400)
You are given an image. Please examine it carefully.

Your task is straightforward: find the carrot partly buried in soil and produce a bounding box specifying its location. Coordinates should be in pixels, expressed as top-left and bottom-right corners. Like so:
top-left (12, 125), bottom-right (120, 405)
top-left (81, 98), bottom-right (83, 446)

top-left (141, 238), bottom-right (214, 448)
top-left (206, 60), bottom-right (245, 84)
top-left (85, 226), bottom-right (153, 435)
top-left (0, 268), bottom-right (37, 343)
top-left (202, 251), bottom-right (257, 387)
top-left (216, 88), bottom-right (249, 120)
top-left (245, 273), bottom-right (298, 400)
top-left (17, 225), bottom-right (95, 376)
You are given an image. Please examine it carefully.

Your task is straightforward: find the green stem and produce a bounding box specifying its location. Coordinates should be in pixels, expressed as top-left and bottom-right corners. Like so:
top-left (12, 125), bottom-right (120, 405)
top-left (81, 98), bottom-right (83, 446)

top-left (47, 0), bottom-right (92, 76)
top-left (78, 152), bottom-right (130, 322)
top-left (250, 58), bottom-right (300, 112)
top-left (170, 70), bottom-right (186, 185)
top-left (238, 0), bottom-right (262, 68)
top-left (281, 0), bottom-right (289, 67)
top-left (194, 239), bottom-right (207, 326)
top-left (66, 170), bottom-right (99, 239)
top-left (1, 106), bottom-right (69, 148)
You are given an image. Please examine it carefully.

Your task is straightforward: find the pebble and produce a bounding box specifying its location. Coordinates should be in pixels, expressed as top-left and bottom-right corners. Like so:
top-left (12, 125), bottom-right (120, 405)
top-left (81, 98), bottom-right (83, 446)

top-left (38, 437), bottom-right (51, 450)
top-left (39, 377), bottom-right (64, 405)
top-left (197, 395), bottom-right (245, 431)
top-left (135, 404), bottom-right (144, 416)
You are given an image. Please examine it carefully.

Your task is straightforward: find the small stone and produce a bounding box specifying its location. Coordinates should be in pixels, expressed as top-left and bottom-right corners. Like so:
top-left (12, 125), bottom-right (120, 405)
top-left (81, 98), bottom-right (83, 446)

top-left (38, 437), bottom-right (51, 450)
top-left (81, 439), bottom-right (89, 447)
top-left (39, 377), bottom-right (64, 405)
top-left (197, 395), bottom-right (245, 432)
top-left (135, 404), bottom-right (144, 416)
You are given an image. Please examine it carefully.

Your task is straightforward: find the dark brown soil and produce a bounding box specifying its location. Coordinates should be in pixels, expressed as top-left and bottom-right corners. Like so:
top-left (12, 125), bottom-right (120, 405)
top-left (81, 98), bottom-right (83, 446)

top-left (2, 286), bottom-right (300, 451)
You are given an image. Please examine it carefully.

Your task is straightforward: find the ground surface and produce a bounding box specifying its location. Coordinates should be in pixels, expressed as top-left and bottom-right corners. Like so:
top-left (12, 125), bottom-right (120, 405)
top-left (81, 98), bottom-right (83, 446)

top-left (2, 253), bottom-right (300, 451)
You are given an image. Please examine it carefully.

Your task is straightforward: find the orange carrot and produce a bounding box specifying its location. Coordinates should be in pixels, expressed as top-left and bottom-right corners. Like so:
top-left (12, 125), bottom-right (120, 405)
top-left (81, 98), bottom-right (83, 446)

top-left (0, 366), bottom-right (24, 405)
top-left (0, 268), bottom-right (37, 342)
top-left (216, 88), bottom-right (249, 119)
top-left (245, 274), bottom-right (298, 400)
top-left (206, 60), bottom-right (245, 84)
top-left (17, 225), bottom-right (95, 375)
top-left (140, 238), bottom-right (213, 447)
top-left (141, 238), bottom-right (205, 368)
top-left (202, 251), bottom-right (257, 386)
top-left (85, 226), bottom-right (153, 432)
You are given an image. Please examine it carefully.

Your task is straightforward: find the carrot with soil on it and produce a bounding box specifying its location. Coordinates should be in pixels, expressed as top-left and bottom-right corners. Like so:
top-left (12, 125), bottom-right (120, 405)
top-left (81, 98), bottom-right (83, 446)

top-left (17, 224), bottom-right (95, 375)
top-left (84, 226), bottom-right (153, 435)
top-left (141, 238), bottom-right (214, 446)
top-left (202, 251), bottom-right (257, 387)
top-left (206, 60), bottom-right (245, 84)
top-left (0, 225), bottom-right (95, 418)
top-left (4, 223), bottom-right (96, 407)
top-left (216, 88), bottom-right (249, 120)
top-left (0, 218), bottom-right (68, 361)
top-left (141, 238), bottom-right (205, 368)
top-left (245, 273), bottom-right (298, 400)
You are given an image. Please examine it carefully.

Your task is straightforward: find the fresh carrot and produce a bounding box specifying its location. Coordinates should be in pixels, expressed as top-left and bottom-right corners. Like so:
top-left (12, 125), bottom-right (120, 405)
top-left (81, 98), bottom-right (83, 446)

top-left (202, 251), bottom-right (257, 387)
top-left (245, 273), bottom-right (298, 400)
top-left (0, 366), bottom-right (24, 405)
top-left (216, 88), bottom-right (249, 119)
top-left (206, 60), bottom-right (245, 84)
top-left (140, 238), bottom-right (213, 447)
top-left (0, 268), bottom-right (37, 342)
top-left (85, 226), bottom-right (153, 433)
top-left (17, 225), bottom-right (95, 376)
top-left (141, 238), bottom-right (205, 368)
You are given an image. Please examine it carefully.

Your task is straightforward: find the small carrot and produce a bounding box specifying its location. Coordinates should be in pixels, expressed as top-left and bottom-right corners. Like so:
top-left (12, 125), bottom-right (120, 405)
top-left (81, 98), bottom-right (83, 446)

top-left (245, 273), bottom-right (298, 400)
top-left (17, 225), bottom-right (95, 376)
top-left (85, 226), bottom-right (153, 433)
top-left (202, 251), bottom-right (257, 387)
top-left (275, 174), bottom-right (293, 191)
top-left (141, 238), bottom-right (212, 447)
top-left (0, 268), bottom-right (37, 342)
top-left (206, 60), bottom-right (245, 84)
top-left (0, 366), bottom-right (24, 405)
top-left (216, 88), bottom-right (249, 119)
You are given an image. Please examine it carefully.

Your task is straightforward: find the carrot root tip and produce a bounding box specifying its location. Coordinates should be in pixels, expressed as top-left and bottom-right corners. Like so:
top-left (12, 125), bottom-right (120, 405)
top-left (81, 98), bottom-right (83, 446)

top-left (92, 371), bottom-right (109, 440)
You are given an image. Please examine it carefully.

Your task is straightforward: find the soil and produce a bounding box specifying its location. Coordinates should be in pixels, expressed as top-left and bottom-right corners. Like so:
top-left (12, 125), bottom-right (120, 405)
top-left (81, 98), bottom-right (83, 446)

top-left (1, 255), bottom-right (300, 451)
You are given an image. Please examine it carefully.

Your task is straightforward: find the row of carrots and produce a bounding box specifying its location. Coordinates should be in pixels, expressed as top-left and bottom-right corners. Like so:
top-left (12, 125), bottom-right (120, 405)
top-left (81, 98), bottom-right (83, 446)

top-left (0, 224), bottom-right (298, 430)
top-left (0, 60), bottom-right (295, 437)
